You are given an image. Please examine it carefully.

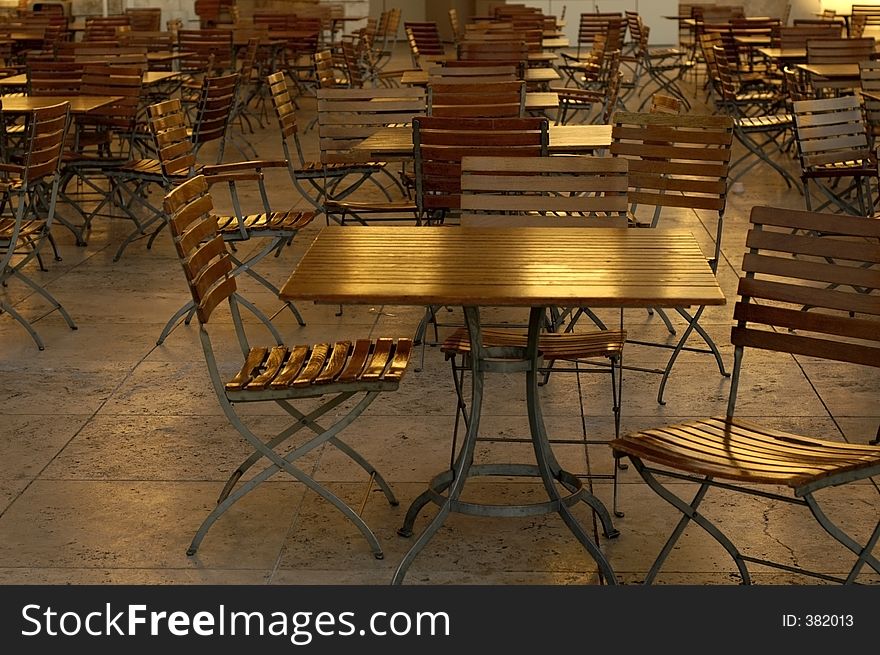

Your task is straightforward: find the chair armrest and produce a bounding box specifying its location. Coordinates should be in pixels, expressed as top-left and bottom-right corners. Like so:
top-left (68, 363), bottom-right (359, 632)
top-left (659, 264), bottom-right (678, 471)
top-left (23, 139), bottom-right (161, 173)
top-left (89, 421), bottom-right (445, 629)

top-left (201, 159), bottom-right (288, 175)
top-left (203, 172), bottom-right (263, 187)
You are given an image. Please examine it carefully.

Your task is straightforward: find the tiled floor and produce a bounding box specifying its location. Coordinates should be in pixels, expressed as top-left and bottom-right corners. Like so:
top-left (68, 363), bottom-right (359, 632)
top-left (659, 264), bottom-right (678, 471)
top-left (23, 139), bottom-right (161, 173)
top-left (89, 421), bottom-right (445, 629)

top-left (0, 51), bottom-right (878, 585)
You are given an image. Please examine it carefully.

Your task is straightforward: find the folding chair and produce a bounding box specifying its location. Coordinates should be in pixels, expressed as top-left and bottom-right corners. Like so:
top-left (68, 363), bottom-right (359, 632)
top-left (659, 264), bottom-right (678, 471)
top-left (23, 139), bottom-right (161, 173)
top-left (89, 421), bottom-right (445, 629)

top-left (411, 116), bottom-right (549, 369)
top-left (164, 174), bottom-right (412, 559)
top-left (108, 73), bottom-right (239, 261)
top-left (712, 46), bottom-right (797, 189)
top-left (602, 111), bottom-right (735, 405)
top-left (147, 98), bottom-right (312, 345)
top-left (316, 87), bottom-right (423, 226)
top-left (57, 63), bottom-right (145, 246)
top-left (792, 95), bottom-right (878, 216)
top-left (0, 101), bottom-right (76, 350)
top-left (612, 205), bottom-right (880, 584)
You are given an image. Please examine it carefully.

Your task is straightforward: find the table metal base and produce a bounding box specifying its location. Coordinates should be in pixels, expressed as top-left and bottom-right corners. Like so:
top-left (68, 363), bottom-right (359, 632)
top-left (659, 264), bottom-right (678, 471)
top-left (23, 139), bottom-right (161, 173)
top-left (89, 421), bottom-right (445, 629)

top-left (392, 306), bottom-right (620, 585)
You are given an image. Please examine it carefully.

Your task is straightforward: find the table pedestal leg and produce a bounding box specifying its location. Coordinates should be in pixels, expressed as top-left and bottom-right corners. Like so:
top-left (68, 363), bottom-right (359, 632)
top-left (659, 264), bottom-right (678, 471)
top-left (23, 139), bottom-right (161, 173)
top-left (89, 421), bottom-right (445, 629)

top-left (392, 306), bottom-right (619, 585)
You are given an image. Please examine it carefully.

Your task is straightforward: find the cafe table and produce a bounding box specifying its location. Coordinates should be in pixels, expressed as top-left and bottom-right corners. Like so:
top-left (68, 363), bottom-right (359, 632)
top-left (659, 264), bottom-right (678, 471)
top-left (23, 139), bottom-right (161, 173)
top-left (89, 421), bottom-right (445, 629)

top-left (401, 67), bottom-right (561, 87)
top-left (0, 95), bottom-right (122, 114)
top-left (280, 225), bottom-right (726, 584)
top-left (0, 71), bottom-right (180, 90)
top-left (353, 124), bottom-right (612, 161)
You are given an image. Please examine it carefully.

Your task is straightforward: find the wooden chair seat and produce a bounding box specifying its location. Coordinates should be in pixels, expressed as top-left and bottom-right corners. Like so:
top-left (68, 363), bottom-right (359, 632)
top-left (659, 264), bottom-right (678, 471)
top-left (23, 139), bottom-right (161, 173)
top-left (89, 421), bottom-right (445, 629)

top-left (441, 327), bottom-right (626, 360)
top-left (0, 217), bottom-right (44, 240)
top-left (805, 158), bottom-right (877, 178)
top-left (225, 338), bottom-right (412, 395)
top-left (116, 157), bottom-right (187, 178)
top-left (613, 416), bottom-right (880, 490)
top-left (736, 113), bottom-right (791, 129)
top-left (214, 209), bottom-right (314, 234)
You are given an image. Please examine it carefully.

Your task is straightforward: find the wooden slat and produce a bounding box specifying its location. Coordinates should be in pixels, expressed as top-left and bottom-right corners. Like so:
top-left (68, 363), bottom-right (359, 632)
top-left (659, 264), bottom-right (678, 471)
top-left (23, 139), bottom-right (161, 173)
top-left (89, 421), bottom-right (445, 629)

top-left (731, 326), bottom-right (880, 367)
top-left (746, 229), bottom-right (880, 263)
top-left (315, 341), bottom-right (352, 384)
top-left (292, 344), bottom-right (330, 387)
top-left (742, 252), bottom-right (880, 288)
top-left (385, 339), bottom-right (412, 381)
top-left (733, 302), bottom-right (880, 341)
top-left (197, 276), bottom-right (235, 324)
top-left (336, 339), bottom-right (372, 383)
top-left (361, 338), bottom-right (393, 380)
top-left (738, 277), bottom-right (880, 316)
top-left (226, 347), bottom-right (268, 391)
top-left (245, 346), bottom-right (288, 390)
top-left (269, 345), bottom-right (310, 389)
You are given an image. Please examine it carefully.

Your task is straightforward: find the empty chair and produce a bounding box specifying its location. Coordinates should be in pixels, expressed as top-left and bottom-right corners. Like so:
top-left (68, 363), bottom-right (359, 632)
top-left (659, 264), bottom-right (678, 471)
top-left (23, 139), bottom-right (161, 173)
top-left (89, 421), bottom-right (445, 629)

top-left (83, 15), bottom-right (131, 41)
top-left (164, 174), bottom-right (412, 560)
top-left (0, 102), bottom-right (76, 350)
top-left (612, 205), bottom-right (880, 585)
top-left (147, 98), bottom-right (313, 345)
top-left (316, 86), bottom-right (424, 225)
top-left (792, 95), bottom-right (878, 216)
top-left (125, 7), bottom-right (162, 32)
top-left (608, 110), bottom-right (734, 404)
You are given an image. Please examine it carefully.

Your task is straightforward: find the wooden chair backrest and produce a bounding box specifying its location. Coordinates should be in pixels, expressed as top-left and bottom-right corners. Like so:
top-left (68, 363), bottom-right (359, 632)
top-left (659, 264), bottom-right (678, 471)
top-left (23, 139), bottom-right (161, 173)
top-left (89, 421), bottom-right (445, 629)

top-left (164, 175), bottom-right (235, 325)
top-left (448, 7), bottom-right (461, 42)
top-left (792, 95), bottom-right (871, 169)
top-left (427, 80), bottom-right (525, 118)
top-left (177, 29), bottom-right (233, 73)
top-left (413, 116), bottom-right (548, 213)
top-left (610, 111), bottom-right (734, 213)
top-left (733, 205), bottom-right (880, 367)
top-left (26, 59), bottom-right (83, 95)
top-left (118, 30), bottom-right (174, 51)
top-left (125, 8), bottom-right (162, 32)
top-left (427, 64), bottom-right (517, 83)
top-left (577, 12), bottom-right (623, 54)
top-left (268, 70), bottom-right (299, 139)
top-left (778, 25), bottom-right (842, 49)
top-left (404, 21), bottom-right (444, 55)
top-left (78, 63), bottom-right (144, 135)
top-left (83, 15), bottom-right (131, 40)
top-left (21, 101), bottom-right (69, 187)
top-left (458, 40), bottom-right (529, 64)
top-left (806, 37), bottom-right (876, 64)
top-left (340, 37), bottom-right (366, 88)
top-left (459, 155), bottom-right (629, 227)
top-left (315, 48), bottom-right (341, 88)
top-left (860, 61), bottom-right (880, 133)
top-left (192, 73), bottom-right (238, 149)
top-left (147, 99), bottom-right (196, 177)
top-left (650, 94), bottom-right (683, 114)
top-left (316, 87), bottom-right (426, 164)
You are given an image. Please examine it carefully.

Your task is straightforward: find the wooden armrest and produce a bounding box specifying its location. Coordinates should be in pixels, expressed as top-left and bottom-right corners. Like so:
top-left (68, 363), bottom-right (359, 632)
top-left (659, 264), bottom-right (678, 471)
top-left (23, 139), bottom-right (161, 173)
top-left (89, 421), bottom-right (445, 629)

top-left (204, 172), bottom-right (263, 186)
top-left (201, 159), bottom-right (288, 175)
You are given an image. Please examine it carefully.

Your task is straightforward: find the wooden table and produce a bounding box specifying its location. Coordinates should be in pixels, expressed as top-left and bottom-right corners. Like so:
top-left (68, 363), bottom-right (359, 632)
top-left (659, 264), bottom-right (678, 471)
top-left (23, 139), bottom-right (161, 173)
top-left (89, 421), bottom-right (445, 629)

top-left (542, 37), bottom-right (569, 50)
top-left (0, 95), bottom-right (122, 114)
top-left (756, 47), bottom-right (808, 64)
top-left (280, 225), bottom-right (725, 585)
top-left (402, 68), bottom-right (561, 86)
top-left (0, 71), bottom-right (180, 89)
top-left (354, 124), bottom-right (611, 161)
top-left (796, 62), bottom-right (862, 90)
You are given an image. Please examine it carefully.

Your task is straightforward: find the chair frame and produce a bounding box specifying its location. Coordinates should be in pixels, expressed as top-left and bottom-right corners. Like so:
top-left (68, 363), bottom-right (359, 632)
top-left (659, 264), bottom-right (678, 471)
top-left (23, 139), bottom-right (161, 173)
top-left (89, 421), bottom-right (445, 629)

top-left (164, 174), bottom-right (411, 559)
top-left (0, 101), bottom-right (76, 349)
top-left (612, 205), bottom-right (880, 584)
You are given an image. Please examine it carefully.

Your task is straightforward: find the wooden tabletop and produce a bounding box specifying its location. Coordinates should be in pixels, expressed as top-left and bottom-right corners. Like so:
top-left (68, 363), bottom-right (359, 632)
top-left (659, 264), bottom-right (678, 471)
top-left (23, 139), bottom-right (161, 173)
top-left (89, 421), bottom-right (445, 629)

top-left (280, 227), bottom-right (725, 308)
top-left (0, 71), bottom-right (180, 88)
top-left (542, 37), bottom-right (569, 50)
top-left (402, 68), bottom-right (560, 86)
top-left (0, 95), bottom-right (122, 114)
top-left (796, 62), bottom-right (861, 78)
top-left (756, 47), bottom-right (807, 61)
top-left (354, 124), bottom-right (611, 160)
top-left (734, 35), bottom-right (771, 45)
